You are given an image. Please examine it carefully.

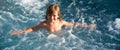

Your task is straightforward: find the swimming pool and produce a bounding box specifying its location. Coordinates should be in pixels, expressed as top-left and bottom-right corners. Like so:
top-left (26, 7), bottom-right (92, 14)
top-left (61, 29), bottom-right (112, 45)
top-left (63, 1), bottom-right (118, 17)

top-left (0, 0), bottom-right (120, 50)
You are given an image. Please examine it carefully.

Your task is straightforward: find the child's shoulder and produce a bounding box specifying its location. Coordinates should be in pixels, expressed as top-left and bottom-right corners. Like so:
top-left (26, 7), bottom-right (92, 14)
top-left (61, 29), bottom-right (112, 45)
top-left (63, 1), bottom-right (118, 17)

top-left (41, 20), bottom-right (47, 23)
top-left (38, 21), bottom-right (47, 27)
top-left (59, 20), bottom-right (67, 24)
top-left (59, 19), bottom-right (65, 22)
top-left (39, 20), bottom-right (47, 25)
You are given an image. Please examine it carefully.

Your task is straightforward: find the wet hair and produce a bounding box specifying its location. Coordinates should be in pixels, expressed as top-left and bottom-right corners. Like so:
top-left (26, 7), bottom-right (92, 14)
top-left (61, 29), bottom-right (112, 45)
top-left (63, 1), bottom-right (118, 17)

top-left (46, 4), bottom-right (62, 20)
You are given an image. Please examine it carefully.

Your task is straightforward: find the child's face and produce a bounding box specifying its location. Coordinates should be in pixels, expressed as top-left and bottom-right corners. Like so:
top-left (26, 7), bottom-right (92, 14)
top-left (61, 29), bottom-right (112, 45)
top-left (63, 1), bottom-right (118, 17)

top-left (48, 11), bottom-right (59, 21)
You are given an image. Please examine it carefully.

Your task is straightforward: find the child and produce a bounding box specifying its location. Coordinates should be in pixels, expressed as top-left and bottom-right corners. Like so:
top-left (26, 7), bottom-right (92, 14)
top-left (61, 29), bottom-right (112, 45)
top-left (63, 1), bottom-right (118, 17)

top-left (12, 4), bottom-right (95, 35)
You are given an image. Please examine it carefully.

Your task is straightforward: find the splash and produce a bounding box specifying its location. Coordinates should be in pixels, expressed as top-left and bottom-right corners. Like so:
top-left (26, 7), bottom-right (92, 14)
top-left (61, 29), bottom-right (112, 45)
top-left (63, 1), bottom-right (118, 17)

top-left (115, 18), bottom-right (120, 29)
top-left (0, 0), bottom-right (120, 50)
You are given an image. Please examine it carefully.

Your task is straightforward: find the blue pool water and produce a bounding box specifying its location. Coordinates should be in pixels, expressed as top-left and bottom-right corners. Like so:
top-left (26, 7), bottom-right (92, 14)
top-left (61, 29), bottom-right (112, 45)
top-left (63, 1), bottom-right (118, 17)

top-left (0, 0), bottom-right (120, 50)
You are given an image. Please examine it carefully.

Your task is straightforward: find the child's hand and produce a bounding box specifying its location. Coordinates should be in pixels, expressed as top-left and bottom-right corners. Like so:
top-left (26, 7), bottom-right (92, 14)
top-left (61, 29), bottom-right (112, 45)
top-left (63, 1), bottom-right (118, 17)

top-left (88, 24), bottom-right (96, 28)
top-left (12, 31), bottom-right (21, 35)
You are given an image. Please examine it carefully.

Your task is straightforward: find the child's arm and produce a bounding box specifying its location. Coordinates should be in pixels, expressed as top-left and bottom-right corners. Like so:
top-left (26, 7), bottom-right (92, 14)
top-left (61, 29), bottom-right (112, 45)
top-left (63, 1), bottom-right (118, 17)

top-left (74, 23), bottom-right (96, 28)
top-left (12, 28), bottom-right (33, 35)
top-left (62, 20), bottom-right (95, 28)
top-left (12, 22), bottom-right (45, 35)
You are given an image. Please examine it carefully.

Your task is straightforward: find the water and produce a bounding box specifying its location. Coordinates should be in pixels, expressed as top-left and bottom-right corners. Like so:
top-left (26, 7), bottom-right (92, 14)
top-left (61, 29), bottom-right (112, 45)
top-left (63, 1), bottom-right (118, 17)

top-left (0, 0), bottom-right (120, 50)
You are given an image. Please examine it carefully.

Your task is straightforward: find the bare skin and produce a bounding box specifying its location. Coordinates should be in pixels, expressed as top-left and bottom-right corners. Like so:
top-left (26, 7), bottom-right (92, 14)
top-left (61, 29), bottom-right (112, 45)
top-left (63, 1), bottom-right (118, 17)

top-left (12, 12), bottom-right (95, 35)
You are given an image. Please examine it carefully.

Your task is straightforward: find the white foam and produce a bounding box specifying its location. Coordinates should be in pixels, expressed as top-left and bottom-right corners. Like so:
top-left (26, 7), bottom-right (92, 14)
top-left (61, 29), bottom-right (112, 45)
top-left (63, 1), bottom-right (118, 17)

top-left (47, 34), bottom-right (66, 44)
top-left (17, 14), bottom-right (29, 23)
top-left (21, 37), bottom-right (27, 41)
top-left (0, 15), bottom-right (6, 21)
top-left (79, 1), bottom-right (83, 4)
top-left (8, 38), bottom-right (13, 42)
top-left (19, 0), bottom-right (48, 8)
top-left (5, 11), bottom-right (16, 20)
top-left (35, 46), bottom-right (41, 50)
top-left (47, 34), bottom-right (60, 41)
top-left (4, 46), bottom-right (15, 50)
top-left (115, 18), bottom-right (120, 29)
top-left (108, 21), bottom-right (113, 31)
top-left (0, 11), bottom-right (16, 21)
top-left (68, 0), bottom-right (75, 8)
top-left (81, 8), bottom-right (87, 11)
top-left (21, 0), bottom-right (35, 4)
top-left (14, 0), bottom-right (48, 14)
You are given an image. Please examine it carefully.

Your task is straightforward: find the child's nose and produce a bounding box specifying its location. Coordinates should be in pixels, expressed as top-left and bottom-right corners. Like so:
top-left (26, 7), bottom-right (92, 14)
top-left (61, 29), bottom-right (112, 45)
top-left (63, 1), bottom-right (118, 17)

top-left (53, 15), bottom-right (56, 17)
top-left (51, 16), bottom-right (54, 19)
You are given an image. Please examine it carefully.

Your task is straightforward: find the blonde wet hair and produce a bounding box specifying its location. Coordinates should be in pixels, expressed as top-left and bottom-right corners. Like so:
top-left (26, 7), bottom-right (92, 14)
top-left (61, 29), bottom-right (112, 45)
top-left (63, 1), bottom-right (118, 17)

top-left (46, 4), bottom-right (62, 20)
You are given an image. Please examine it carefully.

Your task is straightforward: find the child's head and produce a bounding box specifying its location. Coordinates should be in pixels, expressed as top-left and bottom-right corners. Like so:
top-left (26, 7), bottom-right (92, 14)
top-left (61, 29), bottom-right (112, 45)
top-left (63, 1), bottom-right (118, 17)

top-left (46, 4), bottom-right (62, 20)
